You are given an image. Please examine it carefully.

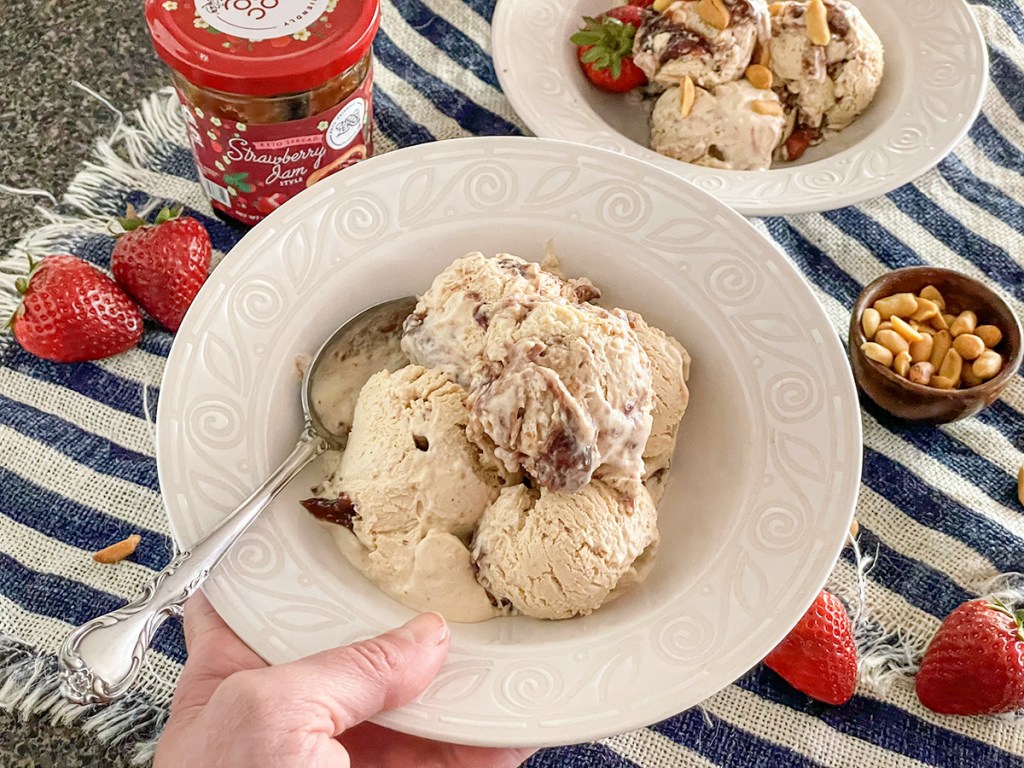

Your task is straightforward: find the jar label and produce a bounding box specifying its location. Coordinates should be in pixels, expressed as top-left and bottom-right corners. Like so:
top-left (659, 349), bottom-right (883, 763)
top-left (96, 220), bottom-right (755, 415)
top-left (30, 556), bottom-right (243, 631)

top-left (195, 0), bottom-right (329, 41)
top-left (176, 71), bottom-right (373, 226)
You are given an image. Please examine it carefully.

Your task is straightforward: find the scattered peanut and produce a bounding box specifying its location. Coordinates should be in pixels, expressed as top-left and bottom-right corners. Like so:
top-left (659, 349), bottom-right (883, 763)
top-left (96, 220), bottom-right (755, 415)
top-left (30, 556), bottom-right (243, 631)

top-left (976, 325), bottom-right (1002, 348)
top-left (939, 348), bottom-right (963, 385)
top-left (805, 0), bottom-right (831, 45)
top-left (653, 0), bottom-right (674, 11)
top-left (973, 349), bottom-right (1003, 380)
top-left (919, 285), bottom-right (945, 310)
top-left (873, 292), bottom-right (918, 320)
top-left (891, 315), bottom-right (924, 343)
top-left (894, 351), bottom-right (912, 377)
top-left (1018, 464), bottom-right (1024, 507)
top-left (908, 362), bottom-right (934, 386)
top-left (751, 99), bottom-right (783, 116)
top-left (859, 284), bottom-right (1007, 390)
top-left (909, 334), bottom-right (933, 364)
top-left (93, 534), bottom-right (141, 564)
top-left (679, 76), bottom-right (696, 118)
top-left (862, 307), bottom-right (881, 340)
top-left (929, 330), bottom-right (952, 369)
top-left (745, 64), bottom-right (773, 90)
top-left (697, 0), bottom-right (731, 29)
top-left (950, 310), bottom-right (978, 337)
top-left (849, 517), bottom-right (860, 539)
top-left (952, 333), bottom-right (984, 361)
top-left (861, 341), bottom-right (894, 367)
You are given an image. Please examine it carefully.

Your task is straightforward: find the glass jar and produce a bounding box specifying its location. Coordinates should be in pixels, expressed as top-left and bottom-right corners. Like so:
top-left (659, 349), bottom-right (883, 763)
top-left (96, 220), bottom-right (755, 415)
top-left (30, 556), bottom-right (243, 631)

top-left (145, 0), bottom-right (380, 226)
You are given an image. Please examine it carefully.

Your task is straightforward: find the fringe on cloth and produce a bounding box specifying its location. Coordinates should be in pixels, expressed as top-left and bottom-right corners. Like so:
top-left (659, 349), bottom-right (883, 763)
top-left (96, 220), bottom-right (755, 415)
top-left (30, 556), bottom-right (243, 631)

top-left (0, 87), bottom-right (186, 360)
top-left (0, 635), bottom-right (166, 764)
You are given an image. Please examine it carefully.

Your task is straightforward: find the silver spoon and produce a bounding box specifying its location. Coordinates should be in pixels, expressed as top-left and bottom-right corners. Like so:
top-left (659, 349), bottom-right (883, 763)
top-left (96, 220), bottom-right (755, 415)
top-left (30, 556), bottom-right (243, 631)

top-left (58, 296), bottom-right (418, 706)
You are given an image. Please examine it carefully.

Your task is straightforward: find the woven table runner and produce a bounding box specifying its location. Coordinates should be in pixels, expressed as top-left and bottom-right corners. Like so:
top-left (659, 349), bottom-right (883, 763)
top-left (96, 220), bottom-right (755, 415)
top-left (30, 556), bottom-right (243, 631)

top-left (2, 0), bottom-right (1024, 764)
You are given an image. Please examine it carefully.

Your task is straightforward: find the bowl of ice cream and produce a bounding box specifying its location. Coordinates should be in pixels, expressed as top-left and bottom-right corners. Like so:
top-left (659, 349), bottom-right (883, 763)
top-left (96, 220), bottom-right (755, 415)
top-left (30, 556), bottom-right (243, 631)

top-left (157, 136), bottom-right (863, 747)
top-left (849, 266), bottom-right (1023, 424)
top-left (492, 0), bottom-right (987, 214)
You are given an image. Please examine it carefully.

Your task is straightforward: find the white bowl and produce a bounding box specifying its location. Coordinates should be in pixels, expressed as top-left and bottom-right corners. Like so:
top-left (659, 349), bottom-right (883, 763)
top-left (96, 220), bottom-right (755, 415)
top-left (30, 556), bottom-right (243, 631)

top-left (492, 0), bottom-right (987, 215)
top-left (157, 136), bottom-right (863, 747)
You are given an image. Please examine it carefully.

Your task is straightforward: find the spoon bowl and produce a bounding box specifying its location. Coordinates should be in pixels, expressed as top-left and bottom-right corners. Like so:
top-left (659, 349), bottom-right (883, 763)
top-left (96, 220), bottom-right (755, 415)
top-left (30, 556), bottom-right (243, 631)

top-left (58, 296), bottom-right (418, 706)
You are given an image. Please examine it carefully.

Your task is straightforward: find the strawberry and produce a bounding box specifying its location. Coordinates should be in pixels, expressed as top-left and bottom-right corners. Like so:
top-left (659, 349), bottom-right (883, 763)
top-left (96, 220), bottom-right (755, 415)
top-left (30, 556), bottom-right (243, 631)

top-left (916, 597), bottom-right (1024, 715)
top-left (9, 254), bottom-right (143, 363)
top-left (570, 12), bottom-right (648, 93)
top-left (628, 0), bottom-right (656, 6)
top-left (111, 205), bottom-right (211, 332)
top-left (764, 590), bottom-right (858, 705)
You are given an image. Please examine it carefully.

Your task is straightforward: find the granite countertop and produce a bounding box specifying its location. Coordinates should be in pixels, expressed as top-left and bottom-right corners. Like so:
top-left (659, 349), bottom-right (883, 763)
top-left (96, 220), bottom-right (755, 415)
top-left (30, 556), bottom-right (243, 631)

top-left (0, 1), bottom-right (168, 764)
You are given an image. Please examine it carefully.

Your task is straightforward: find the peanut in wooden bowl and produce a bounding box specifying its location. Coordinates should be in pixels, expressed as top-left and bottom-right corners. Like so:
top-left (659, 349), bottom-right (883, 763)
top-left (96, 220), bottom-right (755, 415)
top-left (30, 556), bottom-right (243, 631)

top-left (848, 267), bottom-right (1023, 424)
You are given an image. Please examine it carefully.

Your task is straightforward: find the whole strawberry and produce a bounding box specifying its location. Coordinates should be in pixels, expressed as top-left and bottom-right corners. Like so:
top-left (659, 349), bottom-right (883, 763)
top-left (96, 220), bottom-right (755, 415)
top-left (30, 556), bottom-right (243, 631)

top-left (764, 589), bottom-right (858, 705)
top-left (571, 10), bottom-right (649, 93)
top-left (916, 597), bottom-right (1024, 715)
top-left (10, 254), bottom-right (143, 363)
top-left (111, 205), bottom-right (211, 332)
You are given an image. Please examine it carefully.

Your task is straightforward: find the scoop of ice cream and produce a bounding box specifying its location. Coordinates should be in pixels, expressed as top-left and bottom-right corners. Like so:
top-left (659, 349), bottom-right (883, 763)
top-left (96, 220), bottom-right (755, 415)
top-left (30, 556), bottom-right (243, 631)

top-left (651, 79), bottom-right (785, 170)
top-left (311, 364), bottom-right (516, 622)
top-left (468, 300), bottom-right (653, 494)
top-left (626, 311), bottom-right (690, 460)
top-left (472, 481), bottom-right (659, 620)
top-left (402, 252), bottom-right (595, 385)
top-left (633, 0), bottom-right (770, 89)
top-left (769, 0), bottom-right (883, 156)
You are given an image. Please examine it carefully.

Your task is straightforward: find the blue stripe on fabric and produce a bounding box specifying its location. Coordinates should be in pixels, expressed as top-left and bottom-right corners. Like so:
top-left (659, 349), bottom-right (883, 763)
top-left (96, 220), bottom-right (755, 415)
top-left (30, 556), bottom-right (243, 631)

top-left (976, 401), bottom-right (1024, 451)
top-left (938, 153), bottom-right (1024, 239)
top-left (391, 0), bottom-right (501, 89)
top-left (759, 217), bottom-right (863, 308)
top-left (885, 185), bottom-right (1024, 301)
top-left (864, 449), bottom-right (1022, 571)
top-left (0, 551), bottom-right (186, 665)
top-left (740, 667), bottom-right (1024, 767)
top-left (139, 331), bottom-right (173, 358)
top-left (969, 113), bottom-right (1024, 177)
top-left (969, 0), bottom-right (1024, 41)
top-left (819, 207), bottom-right (924, 269)
top-left (373, 28), bottom-right (522, 137)
top-left (526, 743), bottom-right (638, 768)
top-left (4, 345), bottom-right (155, 420)
top-left (888, 421), bottom-right (1023, 511)
top-left (0, 393), bottom-right (158, 491)
top-left (462, 0), bottom-right (496, 24)
top-left (651, 707), bottom-right (822, 767)
top-left (841, 529), bottom-right (973, 620)
top-left (990, 46), bottom-right (1024, 123)
top-left (0, 467), bottom-right (173, 568)
top-left (372, 86), bottom-right (437, 147)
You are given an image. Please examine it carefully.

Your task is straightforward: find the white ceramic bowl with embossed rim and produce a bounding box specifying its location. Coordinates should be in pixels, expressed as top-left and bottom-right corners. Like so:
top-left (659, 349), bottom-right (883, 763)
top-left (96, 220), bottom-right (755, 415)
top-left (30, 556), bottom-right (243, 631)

top-left (492, 0), bottom-right (987, 216)
top-left (157, 136), bottom-right (862, 747)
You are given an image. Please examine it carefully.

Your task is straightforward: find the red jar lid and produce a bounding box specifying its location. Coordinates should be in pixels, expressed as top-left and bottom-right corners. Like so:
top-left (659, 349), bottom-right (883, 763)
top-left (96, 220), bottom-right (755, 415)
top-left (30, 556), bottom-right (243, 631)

top-left (145, 0), bottom-right (379, 97)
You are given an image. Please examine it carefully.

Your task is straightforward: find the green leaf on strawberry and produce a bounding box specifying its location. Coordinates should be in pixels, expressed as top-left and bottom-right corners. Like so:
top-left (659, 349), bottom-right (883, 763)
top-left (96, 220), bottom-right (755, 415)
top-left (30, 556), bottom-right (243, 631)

top-left (570, 16), bottom-right (637, 80)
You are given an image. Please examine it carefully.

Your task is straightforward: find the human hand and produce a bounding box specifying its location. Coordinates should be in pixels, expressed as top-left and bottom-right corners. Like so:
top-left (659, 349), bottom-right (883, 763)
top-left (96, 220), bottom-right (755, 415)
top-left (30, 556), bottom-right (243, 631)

top-left (154, 591), bottom-right (535, 768)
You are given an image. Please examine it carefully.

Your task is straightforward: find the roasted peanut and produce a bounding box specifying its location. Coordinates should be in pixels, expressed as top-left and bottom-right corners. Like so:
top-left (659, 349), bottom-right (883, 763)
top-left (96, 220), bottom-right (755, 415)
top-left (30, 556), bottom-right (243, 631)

top-left (745, 64), bottom-right (773, 90)
top-left (939, 348), bottom-right (963, 385)
top-left (931, 312), bottom-right (949, 331)
top-left (806, 0), bottom-right (831, 45)
top-left (751, 99), bottom-right (783, 116)
top-left (976, 325), bottom-right (1002, 348)
top-left (862, 307), bottom-right (881, 340)
top-left (849, 518), bottom-right (860, 539)
top-left (861, 341), bottom-right (894, 367)
top-left (919, 285), bottom-right (945, 310)
top-left (873, 292), bottom-right (918, 320)
top-left (950, 310), bottom-right (978, 337)
top-left (894, 350), bottom-right (912, 377)
top-left (929, 330), bottom-right (952, 369)
top-left (908, 362), bottom-right (934, 386)
top-left (653, 0), bottom-right (674, 11)
top-left (911, 297), bottom-right (941, 323)
top-left (876, 320), bottom-right (894, 334)
top-left (909, 334), bottom-right (933, 364)
top-left (961, 364), bottom-right (983, 388)
top-left (891, 315), bottom-right (924, 343)
top-left (930, 375), bottom-right (956, 390)
top-left (679, 76), bottom-right (696, 117)
top-left (973, 349), bottom-right (1003, 380)
top-left (93, 534), bottom-right (141, 564)
top-left (697, 0), bottom-right (731, 29)
top-left (876, 329), bottom-right (910, 356)
top-left (942, 313), bottom-right (957, 330)
top-left (1018, 464), bottom-right (1024, 507)
top-left (952, 333), bottom-right (985, 361)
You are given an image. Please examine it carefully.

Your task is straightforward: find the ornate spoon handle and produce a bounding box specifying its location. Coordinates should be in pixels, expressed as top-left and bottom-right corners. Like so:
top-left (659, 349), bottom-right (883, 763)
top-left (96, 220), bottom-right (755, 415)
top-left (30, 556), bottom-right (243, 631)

top-left (59, 426), bottom-right (326, 705)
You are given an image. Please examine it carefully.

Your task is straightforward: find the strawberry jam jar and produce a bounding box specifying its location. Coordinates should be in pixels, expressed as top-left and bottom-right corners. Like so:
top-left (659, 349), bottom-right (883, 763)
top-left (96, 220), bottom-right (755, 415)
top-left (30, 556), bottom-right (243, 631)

top-left (145, 0), bottom-right (379, 225)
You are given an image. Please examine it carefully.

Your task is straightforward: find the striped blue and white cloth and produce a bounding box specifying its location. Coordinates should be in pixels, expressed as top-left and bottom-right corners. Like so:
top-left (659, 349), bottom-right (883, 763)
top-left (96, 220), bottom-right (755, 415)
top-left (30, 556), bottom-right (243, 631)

top-left (2, 0), bottom-right (1024, 764)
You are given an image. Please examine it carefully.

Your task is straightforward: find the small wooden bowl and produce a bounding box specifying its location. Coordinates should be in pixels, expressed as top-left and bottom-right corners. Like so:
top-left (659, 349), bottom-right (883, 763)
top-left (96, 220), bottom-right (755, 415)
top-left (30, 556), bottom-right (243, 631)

top-left (849, 267), bottom-right (1022, 424)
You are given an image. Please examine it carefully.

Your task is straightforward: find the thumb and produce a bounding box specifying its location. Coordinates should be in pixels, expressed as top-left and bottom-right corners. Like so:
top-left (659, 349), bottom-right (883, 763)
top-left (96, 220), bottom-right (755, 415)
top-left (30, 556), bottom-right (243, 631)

top-left (256, 611), bottom-right (450, 737)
